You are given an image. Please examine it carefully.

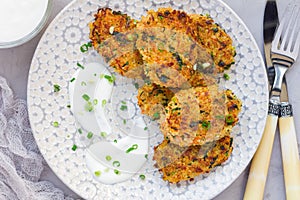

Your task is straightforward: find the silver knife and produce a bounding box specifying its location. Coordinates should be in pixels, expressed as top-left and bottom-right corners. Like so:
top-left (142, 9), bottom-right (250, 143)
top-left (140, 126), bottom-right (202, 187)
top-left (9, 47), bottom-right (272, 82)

top-left (244, 1), bottom-right (279, 199)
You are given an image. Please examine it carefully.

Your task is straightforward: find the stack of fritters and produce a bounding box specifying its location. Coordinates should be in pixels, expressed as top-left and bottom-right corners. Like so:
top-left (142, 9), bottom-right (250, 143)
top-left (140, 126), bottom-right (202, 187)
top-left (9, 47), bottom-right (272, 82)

top-left (89, 7), bottom-right (241, 183)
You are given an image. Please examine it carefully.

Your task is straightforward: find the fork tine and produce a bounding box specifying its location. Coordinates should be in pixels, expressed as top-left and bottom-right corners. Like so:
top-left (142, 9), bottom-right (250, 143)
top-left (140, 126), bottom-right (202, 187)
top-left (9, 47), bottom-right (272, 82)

top-left (281, 5), bottom-right (299, 51)
top-left (272, 12), bottom-right (287, 50)
top-left (293, 27), bottom-right (300, 58)
top-left (286, 6), bottom-right (300, 53)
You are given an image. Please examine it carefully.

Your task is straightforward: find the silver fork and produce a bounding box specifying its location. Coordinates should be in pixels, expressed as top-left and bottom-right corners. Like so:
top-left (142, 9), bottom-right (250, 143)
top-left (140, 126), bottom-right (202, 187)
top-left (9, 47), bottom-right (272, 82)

top-left (271, 3), bottom-right (300, 199)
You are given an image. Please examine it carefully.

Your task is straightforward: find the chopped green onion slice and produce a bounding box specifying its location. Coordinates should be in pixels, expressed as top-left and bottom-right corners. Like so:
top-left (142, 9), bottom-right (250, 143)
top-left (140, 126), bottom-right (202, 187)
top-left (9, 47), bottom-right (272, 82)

top-left (102, 99), bottom-right (107, 107)
top-left (78, 128), bottom-right (83, 134)
top-left (85, 101), bottom-right (94, 112)
top-left (87, 132), bottom-right (93, 139)
top-left (123, 119), bottom-right (126, 124)
top-left (223, 73), bottom-right (230, 80)
top-left (93, 99), bottom-right (98, 105)
top-left (114, 139), bottom-right (118, 143)
top-left (106, 155), bottom-right (112, 161)
top-left (113, 161), bottom-right (121, 167)
top-left (139, 174), bottom-right (146, 180)
top-left (67, 104), bottom-right (71, 108)
top-left (94, 170), bottom-right (101, 177)
top-left (134, 83), bottom-right (139, 89)
top-left (70, 78), bottom-right (76, 82)
top-left (114, 169), bottom-right (120, 175)
top-left (121, 101), bottom-right (126, 104)
top-left (144, 127), bottom-right (148, 131)
top-left (126, 144), bottom-right (138, 153)
top-left (202, 121), bottom-right (211, 130)
top-left (77, 62), bottom-right (85, 69)
top-left (104, 75), bottom-right (116, 84)
top-left (145, 154), bottom-right (148, 159)
top-left (52, 121), bottom-right (59, 127)
top-left (80, 42), bottom-right (92, 53)
top-left (71, 144), bottom-right (77, 151)
top-left (53, 84), bottom-right (61, 92)
top-left (225, 114), bottom-right (235, 125)
top-left (120, 105), bottom-right (128, 111)
top-left (100, 132), bottom-right (107, 138)
top-left (82, 94), bottom-right (90, 101)
top-left (81, 81), bottom-right (87, 86)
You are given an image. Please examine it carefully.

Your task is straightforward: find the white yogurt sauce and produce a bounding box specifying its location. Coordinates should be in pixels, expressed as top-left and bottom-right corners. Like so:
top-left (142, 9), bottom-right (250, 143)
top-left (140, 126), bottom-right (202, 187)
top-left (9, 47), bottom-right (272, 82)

top-left (0, 0), bottom-right (48, 42)
top-left (69, 62), bottom-right (149, 184)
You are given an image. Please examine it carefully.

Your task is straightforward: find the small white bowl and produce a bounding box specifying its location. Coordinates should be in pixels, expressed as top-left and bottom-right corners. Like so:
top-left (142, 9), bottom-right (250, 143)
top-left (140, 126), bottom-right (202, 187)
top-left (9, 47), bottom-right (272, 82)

top-left (0, 0), bottom-right (52, 49)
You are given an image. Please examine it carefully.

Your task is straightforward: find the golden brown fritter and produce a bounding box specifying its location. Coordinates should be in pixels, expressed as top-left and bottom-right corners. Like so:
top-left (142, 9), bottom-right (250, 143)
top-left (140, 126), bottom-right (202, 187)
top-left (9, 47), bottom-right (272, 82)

top-left (89, 8), bottom-right (144, 78)
top-left (153, 135), bottom-right (233, 183)
top-left (137, 83), bottom-right (174, 121)
top-left (161, 88), bottom-right (241, 147)
top-left (138, 8), bottom-right (236, 72)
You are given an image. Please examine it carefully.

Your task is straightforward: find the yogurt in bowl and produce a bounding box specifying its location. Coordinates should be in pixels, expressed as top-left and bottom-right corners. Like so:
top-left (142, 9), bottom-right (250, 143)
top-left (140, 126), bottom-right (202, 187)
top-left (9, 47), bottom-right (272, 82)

top-left (0, 0), bottom-right (51, 48)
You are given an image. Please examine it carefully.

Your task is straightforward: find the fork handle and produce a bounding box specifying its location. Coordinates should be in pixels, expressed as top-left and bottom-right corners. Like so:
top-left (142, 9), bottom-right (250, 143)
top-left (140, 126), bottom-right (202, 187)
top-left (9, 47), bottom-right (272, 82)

top-left (244, 102), bottom-right (279, 200)
top-left (279, 103), bottom-right (300, 200)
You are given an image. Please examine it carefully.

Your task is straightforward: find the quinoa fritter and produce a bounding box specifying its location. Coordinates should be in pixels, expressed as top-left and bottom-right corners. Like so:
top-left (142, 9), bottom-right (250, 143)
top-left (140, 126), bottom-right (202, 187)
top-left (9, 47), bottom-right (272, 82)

top-left (153, 135), bottom-right (233, 183)
top-left (138, 7), bottom-right (236, 72)
top-left (161, 88), bottom-right (241, 147)
top-left (89, 8), bottom-right (144, 78)
top-left (137, 83), bottom-right (174, 121)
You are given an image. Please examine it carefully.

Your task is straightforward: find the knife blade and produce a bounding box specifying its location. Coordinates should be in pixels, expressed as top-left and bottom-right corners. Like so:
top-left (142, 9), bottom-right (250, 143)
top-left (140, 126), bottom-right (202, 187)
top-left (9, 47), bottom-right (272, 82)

top-left (244, 1), bottom-right (279, 199)
top-left (263, 0), bottom-right (279, 89)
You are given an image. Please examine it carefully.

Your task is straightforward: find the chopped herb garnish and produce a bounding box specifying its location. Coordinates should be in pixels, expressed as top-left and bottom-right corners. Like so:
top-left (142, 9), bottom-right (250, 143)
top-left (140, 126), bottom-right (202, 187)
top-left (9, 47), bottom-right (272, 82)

top-left (80, 42), bottom-right (92, 53)
top-left (87, 132), bottom-right (93, 139)
top-left (82, 94), bottom-right (90, 101)
top-left (114, 169), bottom-right (120, 175)
top-left (139, 174), bottom-right (146, 180)
top-left (114, 139), bottom-right (118, 143)
top-left (102, 99), bottom-right (107, 107)
top-left (126, 144), bottom-right (138, 153)
top-left (94, 73), bottom-right (97, 76)
top-left (101, 132), bottom-right (107, 138)
top-left (106, 155), bottom-right (112, 161)
top-left (152, 112), bottom-right (160, 119)
top-left (81, 81), bottom-right (87, 86)
top-left (78, 128), bottom-right (83, 134)
top-left (134, 83), bottom-right (139, 89)
top-left (123, 119), bottom-right (127, 124)
top-left (67, 104), bottom-right (71, 108)
top-left (71, 144), bottom-right (77, 151)
top-left (120, 105), bottom-right (128, 111)
top-left (223, 73), bottom-right (230, 80)
top-left (145, 154), bottom-right (148, 159)
top-left (53, 84), bottom-right (61, 92)
top-left (70, 78), bottom-right (76, 82)
top-left (113, 161), bottom-right (121, 167)
top-left (52, 121), bottom-right (59, 127)
top-left (121, 101), bottom-right (126, 104)
top-left (94, 170), bottom-right (101, 177)
top-left (202, 121), bottom-right (211, 130)
top-left (225, 114), bottom-right (235, 125)
top-left (85, 101), bottom-right (94, 112)
top-left (144, 127), bottom-right (148, 131)
top-left (77, 62), bottom-right (85, 69)
top-left (104, 75), bottom-right (116, 84)
top-left (93, 99), bottom-right (98, 105)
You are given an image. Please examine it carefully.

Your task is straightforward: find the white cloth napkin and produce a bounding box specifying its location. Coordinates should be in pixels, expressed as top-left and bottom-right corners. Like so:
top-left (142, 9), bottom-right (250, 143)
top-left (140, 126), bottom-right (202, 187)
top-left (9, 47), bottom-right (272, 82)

top-left (0, 76), bottom-right (74, 200)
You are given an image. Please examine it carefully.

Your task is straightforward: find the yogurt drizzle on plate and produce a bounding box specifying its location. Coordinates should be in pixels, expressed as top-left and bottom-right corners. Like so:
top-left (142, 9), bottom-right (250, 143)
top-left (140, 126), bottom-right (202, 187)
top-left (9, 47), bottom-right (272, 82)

top-left (69, 62), bottom-right (149, 184)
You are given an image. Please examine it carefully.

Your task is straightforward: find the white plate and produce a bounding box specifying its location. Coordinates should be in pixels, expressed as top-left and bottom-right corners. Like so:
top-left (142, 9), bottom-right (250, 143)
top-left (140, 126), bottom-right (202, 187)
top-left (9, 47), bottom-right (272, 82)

top-left (27, 0), bottom-right (269, 199)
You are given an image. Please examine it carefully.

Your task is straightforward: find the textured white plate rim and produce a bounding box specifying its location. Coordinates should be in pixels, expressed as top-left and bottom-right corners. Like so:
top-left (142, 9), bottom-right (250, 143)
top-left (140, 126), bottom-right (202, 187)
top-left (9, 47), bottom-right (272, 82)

top-left (27, 0), bottom-right (269, 199)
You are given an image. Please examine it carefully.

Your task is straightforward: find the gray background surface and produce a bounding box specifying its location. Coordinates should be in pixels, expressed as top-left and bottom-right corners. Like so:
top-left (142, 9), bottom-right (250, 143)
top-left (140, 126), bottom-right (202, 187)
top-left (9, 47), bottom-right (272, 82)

top-left (1, 0), bottom-right (299, 199)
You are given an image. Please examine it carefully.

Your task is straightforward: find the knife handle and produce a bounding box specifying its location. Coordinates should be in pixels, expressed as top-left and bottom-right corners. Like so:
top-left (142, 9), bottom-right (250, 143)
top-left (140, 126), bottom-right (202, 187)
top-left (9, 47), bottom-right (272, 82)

top-left (279, 103), bottom-right (300, 200)
top-left (244, 102), bottom-right (279, 200)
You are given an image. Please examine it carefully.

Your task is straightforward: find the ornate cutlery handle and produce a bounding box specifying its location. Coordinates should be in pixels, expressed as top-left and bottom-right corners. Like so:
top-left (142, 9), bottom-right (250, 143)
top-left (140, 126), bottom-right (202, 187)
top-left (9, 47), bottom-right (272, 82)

top-left (279, 103), bottom-right (300, 200)
top-left (244, 101), bottom-right (279, 200)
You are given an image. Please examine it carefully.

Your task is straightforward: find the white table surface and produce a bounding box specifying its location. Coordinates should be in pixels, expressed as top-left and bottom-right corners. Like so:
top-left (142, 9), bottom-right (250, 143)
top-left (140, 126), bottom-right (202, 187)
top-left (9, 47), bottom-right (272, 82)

top-left (1, 0), bottom-right (300, 199)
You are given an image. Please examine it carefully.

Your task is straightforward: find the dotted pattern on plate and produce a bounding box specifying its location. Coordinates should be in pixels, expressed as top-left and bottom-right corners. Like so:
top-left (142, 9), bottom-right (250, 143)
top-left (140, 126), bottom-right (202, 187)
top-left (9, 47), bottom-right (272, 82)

top-left (27, 0), bottom-right (268, 199)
